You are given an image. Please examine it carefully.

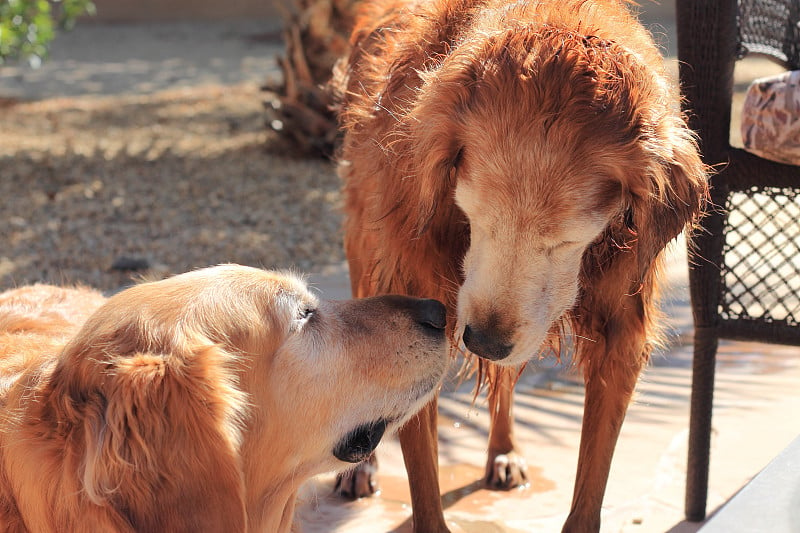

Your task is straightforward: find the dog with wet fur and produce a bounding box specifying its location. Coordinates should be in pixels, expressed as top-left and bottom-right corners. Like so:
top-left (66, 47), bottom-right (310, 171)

top-left (332, 0), bottom-right (708, 531)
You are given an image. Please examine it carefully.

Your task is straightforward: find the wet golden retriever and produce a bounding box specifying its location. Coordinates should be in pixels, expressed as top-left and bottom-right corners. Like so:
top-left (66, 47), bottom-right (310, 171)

top-left (0, 265), bottom-right (449, 532)
top-left (332, 0), bottom-right (708, 531)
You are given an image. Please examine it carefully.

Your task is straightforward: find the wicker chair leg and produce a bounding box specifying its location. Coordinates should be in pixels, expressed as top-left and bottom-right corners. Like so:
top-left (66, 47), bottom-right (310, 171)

top-left (685, 326), bottom-right (719, 522)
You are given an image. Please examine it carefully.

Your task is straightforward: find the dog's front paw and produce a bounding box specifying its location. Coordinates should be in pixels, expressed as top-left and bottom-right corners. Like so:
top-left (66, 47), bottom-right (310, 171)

top-left (484, 451), bottom-right (529, 490)
top-left (334, 453), bottom-right (379, 499)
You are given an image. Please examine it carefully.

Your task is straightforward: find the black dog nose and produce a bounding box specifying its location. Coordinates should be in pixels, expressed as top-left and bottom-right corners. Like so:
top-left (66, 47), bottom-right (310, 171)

top-left (462, 324), bottom-right (513, 361)
top-left (372, 295), bottom-right (447, 333)
top-left (414, 298), bottom-right (447, 330)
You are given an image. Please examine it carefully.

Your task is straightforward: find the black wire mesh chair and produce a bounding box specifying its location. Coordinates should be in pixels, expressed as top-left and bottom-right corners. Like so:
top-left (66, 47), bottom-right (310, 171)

top-left (676, 0), bottom-right (800, 522)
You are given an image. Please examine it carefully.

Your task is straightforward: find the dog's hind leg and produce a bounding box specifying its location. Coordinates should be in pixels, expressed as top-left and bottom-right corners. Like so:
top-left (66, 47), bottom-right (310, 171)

top-left (485, 365), bottom-right (528, 489)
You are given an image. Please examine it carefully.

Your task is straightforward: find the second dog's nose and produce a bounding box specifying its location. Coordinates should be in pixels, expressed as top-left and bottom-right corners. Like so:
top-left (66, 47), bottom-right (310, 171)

top-left (372, 295), bottom-right (447, 332)
top-left (414, 298), bottom-right (447, 330)
top-left (462, 324), bottom-right (512, 361)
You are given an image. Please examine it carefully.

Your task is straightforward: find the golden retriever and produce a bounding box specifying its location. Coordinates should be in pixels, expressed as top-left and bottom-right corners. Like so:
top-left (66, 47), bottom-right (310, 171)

top-left (0, 265), bottom-right (449, 532)
top-left (332, 0), bottom-right (708, 531)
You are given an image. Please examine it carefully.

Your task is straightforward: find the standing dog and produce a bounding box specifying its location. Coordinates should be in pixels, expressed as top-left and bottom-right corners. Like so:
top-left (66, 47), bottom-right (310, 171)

top-left (333, 0), bottom-right (707, 531)
top-left (0, 265), bottom-right (449, 532)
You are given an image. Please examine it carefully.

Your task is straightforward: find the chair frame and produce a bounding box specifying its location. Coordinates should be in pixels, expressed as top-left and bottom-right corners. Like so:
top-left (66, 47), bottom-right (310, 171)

top-left (676, 0), bottom-right (800, 522)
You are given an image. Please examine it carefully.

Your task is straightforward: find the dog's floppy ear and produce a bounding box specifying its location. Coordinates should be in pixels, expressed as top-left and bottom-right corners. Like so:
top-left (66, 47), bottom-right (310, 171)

top-left (574, 36), bottom-right (709, 280)
top-left (627, 118), bottom-right (709, 277)
top-left (403, 55), bottom-right (479, 236)
top-left (74, 335), bottom-right (248, 532)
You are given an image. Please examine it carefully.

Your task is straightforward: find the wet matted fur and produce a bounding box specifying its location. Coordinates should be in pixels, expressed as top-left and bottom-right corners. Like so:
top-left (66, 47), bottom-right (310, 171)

top-left (332, 0), bottom-right (708, 531)
top-left (0, 265), bottom-right (449, 532)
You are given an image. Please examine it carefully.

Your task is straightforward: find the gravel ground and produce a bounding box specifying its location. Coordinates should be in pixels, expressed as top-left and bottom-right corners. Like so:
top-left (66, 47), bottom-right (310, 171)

top-left (0, 22), bottom-right (346, 292)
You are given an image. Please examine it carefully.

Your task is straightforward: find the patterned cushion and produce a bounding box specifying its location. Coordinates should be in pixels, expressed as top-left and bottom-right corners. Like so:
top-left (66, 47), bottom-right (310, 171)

top-left (741, 70), bottom-right (800, 165)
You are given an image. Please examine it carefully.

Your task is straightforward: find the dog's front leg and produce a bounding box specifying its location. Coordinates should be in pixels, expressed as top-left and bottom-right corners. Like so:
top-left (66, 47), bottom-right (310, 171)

top-left (334, 452), bottom-right (379, 498)
top-left (485, 365), bottom-right (528, 489)
top-left (562, 314), bottom-right (648, 533)
top-left (400, 395), bottom-right (450, 533)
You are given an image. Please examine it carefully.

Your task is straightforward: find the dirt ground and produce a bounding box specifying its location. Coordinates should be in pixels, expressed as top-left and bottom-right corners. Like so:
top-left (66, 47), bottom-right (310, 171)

top-left (0, 82), bottom-right (345, 292)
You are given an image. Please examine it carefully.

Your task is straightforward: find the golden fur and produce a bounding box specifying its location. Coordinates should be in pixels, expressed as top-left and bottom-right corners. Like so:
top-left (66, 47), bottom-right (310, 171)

top-left (332, 0), bottom-right (708, 531)
top-left (0, 265), bottom-right (449, 532)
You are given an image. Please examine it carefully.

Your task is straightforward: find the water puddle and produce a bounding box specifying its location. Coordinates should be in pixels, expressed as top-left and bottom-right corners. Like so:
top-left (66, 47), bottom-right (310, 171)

top-left (296, 463), bottom-right (555, 532)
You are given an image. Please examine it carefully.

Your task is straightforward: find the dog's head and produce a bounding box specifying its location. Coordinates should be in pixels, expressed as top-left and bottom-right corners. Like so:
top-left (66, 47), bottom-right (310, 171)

top-left (46, 265), bottom-right (448, 531)
top-left (405, 27), bottom-right (707, 367)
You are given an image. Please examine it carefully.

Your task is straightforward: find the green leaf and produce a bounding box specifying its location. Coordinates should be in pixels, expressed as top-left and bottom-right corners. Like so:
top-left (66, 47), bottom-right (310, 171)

top-left (0, 0), bottom-right (94, 65)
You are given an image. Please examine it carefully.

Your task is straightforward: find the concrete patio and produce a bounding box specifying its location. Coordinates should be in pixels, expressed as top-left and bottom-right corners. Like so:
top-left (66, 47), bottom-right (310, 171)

top-left (302, 241), bottom-right (800, 532)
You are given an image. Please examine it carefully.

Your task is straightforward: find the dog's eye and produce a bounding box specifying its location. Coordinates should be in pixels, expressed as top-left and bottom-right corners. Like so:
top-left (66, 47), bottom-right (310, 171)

top-left (546, 240), bottom-right (581, 255)
top-left (297, 307), bottom-right (315, 321)
top-left (292, 306), bottom-right (316, 332)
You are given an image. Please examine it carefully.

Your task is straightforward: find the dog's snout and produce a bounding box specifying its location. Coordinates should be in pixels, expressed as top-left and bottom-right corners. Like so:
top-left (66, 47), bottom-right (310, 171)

top-left (414, 299), bottom-right (447, 331)
top-left (462, 324), bottom-right (513, 361)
